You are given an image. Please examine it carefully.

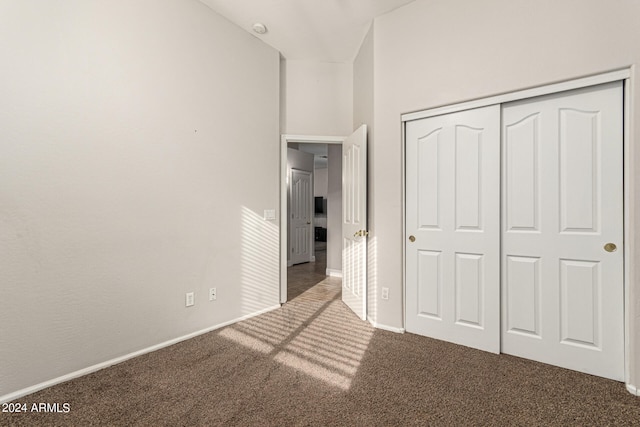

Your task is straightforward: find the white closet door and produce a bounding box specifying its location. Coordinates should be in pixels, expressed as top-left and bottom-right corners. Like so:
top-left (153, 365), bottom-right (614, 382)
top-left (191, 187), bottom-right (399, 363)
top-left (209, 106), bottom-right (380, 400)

top-left (405, 105), bottom-right (501, 353)
top-left (501, 82), bottom-right (624, 381)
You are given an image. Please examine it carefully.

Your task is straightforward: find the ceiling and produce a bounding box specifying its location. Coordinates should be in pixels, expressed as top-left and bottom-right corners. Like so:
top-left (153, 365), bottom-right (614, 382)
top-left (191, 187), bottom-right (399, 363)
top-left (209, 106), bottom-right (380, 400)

top-left (298, 143), bottom-right (328, 169)
top-left (199, 0), bottom-right (416, 62)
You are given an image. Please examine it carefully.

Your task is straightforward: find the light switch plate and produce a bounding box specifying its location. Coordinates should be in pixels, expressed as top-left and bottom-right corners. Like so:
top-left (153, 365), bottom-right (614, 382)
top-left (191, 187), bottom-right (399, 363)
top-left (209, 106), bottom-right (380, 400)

top-left (185, 292), bottom-right (195, 307)
top-left (263, 209), bottom-right (276, 220)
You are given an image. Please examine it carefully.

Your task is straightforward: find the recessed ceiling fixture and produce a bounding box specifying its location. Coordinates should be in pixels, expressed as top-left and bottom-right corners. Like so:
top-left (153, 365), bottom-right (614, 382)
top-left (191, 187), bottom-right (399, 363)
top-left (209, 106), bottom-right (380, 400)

top-left (252, 23), bottom-right (267, 35)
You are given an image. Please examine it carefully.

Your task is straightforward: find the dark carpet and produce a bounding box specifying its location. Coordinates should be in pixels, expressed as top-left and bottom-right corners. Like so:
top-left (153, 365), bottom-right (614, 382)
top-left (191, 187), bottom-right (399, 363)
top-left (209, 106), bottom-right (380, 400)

top-left (2, 271), bottom-right (639, 426)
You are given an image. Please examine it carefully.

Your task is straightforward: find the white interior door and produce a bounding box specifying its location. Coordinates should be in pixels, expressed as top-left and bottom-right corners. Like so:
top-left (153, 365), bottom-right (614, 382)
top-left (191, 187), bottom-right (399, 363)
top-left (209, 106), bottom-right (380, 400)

top-left (342, 125), bottom-right (368, 320)
top-left (501, 82), bottom-right (624, 381)
top-left (290, 169), bottom-right (312, 265)
top-left (405, 106), bottom-right (501, 353)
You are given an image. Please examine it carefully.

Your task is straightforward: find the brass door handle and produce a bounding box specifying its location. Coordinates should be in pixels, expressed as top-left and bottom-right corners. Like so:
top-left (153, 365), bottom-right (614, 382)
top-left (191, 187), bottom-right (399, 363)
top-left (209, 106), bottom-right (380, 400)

top-left (354, 230), bottom-right (369, 237)
top-left (409, 235), bottom-right (416, 242)
top-left (604, 243), bottom-right (617, 252)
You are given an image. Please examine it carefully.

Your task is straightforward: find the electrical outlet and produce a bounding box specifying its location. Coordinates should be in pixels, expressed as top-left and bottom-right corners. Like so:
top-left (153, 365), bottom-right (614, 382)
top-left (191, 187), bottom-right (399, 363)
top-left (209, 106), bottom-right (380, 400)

top-left (209, 287), bottom-right (217, 301)
top-left (381, 287), bottom-right (389, 300)
top-left (185, 292), bottom-right (195, 307)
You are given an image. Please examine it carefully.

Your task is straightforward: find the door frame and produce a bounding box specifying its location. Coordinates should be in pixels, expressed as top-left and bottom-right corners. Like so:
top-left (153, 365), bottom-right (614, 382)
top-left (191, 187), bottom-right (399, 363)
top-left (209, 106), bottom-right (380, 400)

top-left (401, 68), bottom-right (636, 392)
top-left (280, 134), bottom-right (345, 304)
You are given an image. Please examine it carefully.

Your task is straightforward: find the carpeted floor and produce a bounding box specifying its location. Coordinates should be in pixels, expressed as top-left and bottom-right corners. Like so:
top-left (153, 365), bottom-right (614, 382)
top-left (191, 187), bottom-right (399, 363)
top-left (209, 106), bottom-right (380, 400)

top-left (2, 256), bottom-right (640, 426)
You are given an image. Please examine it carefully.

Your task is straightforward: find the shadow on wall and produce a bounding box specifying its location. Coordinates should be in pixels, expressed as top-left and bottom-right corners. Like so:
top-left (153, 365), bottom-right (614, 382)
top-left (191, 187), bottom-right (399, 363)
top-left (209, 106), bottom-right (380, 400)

top-left (240, 206), bottom-right (279, 314)
top-left (367, 236), bottom-right (378, 324)
top-left (219, 278), bottom-right (374, 390)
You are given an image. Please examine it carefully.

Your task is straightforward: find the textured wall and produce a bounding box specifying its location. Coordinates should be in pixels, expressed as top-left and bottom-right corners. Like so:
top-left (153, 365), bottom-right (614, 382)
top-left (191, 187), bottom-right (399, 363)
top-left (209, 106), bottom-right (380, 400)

top-left (0, 0), bottom-right (280, 400)
top-left (283, 60), bottom-right (353, 136)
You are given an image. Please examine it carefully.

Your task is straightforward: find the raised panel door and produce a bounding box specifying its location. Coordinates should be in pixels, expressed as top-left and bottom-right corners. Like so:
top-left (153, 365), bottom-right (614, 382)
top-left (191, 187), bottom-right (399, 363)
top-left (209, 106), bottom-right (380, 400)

top-left (501, 82), bottom-right (624, 381)
top-left (406, 105), bottom-right (500, 353)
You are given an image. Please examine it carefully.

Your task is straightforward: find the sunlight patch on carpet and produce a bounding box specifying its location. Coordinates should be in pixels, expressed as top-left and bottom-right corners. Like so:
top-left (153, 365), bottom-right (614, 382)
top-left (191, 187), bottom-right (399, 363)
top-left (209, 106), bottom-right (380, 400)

top-left (275, 300), bottom-right (374, 389)
top-left (218, 328), bottom-right (274, 353)
top-left (218, 279), bottom-right (375, 391)
top-left (274, 351), bottom-right (352, 390)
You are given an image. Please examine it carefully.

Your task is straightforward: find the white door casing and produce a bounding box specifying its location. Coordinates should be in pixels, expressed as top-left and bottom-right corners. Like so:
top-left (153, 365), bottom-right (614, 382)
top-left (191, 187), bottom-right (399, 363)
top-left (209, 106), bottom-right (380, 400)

top-left (342, 125), bottom-right (368, 320)
top-left (290, 169), bottom-right (313, 265)
top-left (501, 82), bottom-right (624, 381)
top-left (405, 106), bottom-right (501, 353)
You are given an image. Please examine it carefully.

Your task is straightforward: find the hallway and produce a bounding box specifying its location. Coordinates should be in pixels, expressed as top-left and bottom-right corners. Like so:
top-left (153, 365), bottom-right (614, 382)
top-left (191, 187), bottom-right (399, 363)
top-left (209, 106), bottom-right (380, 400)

top-left (287, 243), bottom-right (340, 302)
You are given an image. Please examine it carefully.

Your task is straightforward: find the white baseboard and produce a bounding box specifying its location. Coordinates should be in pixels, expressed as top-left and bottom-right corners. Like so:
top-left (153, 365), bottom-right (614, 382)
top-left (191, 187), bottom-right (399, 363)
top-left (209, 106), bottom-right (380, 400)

top-left (326, 269), bottom-right (342, 278)
top-left (0, 304), bottom-right (281, 404)
top-left (288, 257), bottom-right (316, 266)
top-left (368, 317), bottom-right (405, 333)
top-left (626, 383), bottom-right (639, 396)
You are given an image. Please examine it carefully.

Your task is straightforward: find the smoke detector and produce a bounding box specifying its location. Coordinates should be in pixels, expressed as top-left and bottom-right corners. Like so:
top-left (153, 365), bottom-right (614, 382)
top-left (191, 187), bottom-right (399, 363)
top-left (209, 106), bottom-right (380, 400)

top-left (252, 23), bottom-right (267, 35)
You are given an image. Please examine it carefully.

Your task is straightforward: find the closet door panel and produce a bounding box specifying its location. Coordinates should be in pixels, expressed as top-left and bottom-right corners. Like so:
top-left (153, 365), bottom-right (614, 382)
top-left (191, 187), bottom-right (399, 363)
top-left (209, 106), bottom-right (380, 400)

top-left (406, 105), bottom-right (500, 353)
top-left (501, 82), bottom-right (624, 381)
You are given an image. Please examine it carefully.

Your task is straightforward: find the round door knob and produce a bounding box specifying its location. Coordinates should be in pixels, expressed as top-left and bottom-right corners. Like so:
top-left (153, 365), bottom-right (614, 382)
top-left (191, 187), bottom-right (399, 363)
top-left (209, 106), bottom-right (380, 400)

top-left (409, 235), bottom-right (416, 242)
top-left (604, 243), bottom-right (617, 252)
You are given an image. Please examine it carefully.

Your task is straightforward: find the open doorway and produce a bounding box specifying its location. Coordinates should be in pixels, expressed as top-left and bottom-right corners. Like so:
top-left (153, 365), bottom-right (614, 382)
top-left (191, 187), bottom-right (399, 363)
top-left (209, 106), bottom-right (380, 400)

top-left (281, 127), bottom-right (368, 320)
top-left (286, 142), bottom-right (343, 300)
top-left (280, 135), bottom-right (344, 304)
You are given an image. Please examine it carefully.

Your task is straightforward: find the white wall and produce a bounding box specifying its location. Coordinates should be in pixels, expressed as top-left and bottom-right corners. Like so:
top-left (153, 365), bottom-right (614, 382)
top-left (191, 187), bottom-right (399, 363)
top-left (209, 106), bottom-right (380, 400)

top-left (280, 55), bottom-right (287, 134)
top-left (0, 0), bottom-right (280, 401)
top-left (354, 26), bottom-right (374, 132)
top-left (314, 167), bottom-right (328, 199)
top-left (367, 0), bottom-right (640, 388)
top-left (283, 60), bottom-right (353, 136)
